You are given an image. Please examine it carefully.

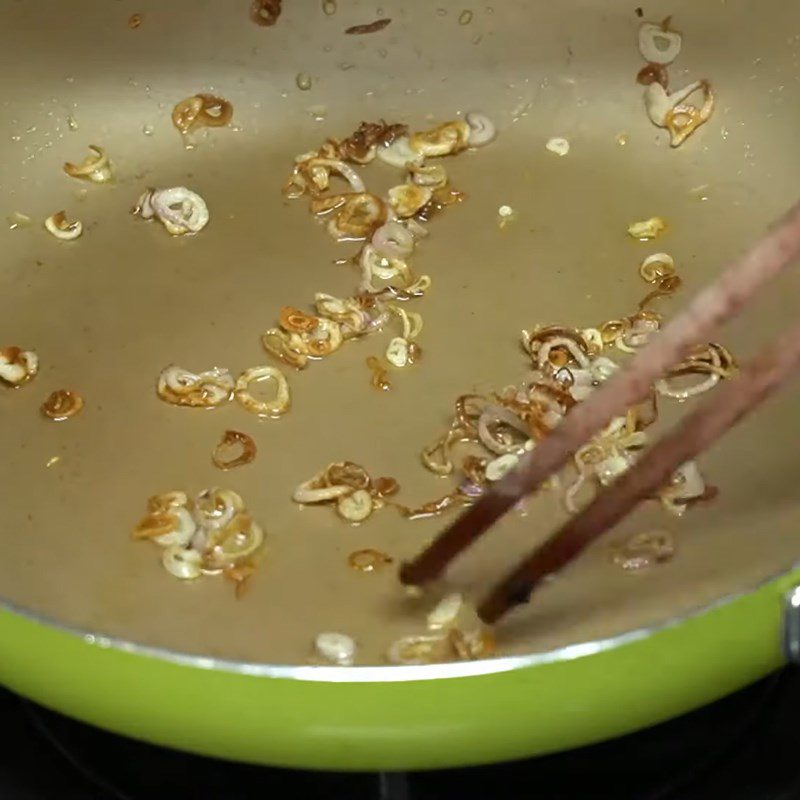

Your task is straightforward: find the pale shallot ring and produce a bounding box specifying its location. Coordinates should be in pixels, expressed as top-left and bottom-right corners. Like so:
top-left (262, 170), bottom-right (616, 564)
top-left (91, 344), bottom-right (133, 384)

top-left (293, 481), bottom-right (352, 504)
top-left (639, 252), bottom-right (675, 283)
top-left (261, 329), bottom-right (309, 370)
top-left (315, 158), bottom-right (366, 193)
top-left (63, 144), bottom-right (113, 183)
top-left (149, 187), bottom-right (209, 235)
top-left (372, 221), bottom-right (414, 259)
top-left (44, 211), bottom-right (82, 240)
top-left (638, 22), bottom-right (682, 65)
top-left (41, 389), bottom-right (84, 421)
top-left (656, 371), bottom-right (720, 399)
top-left (162, 545), bottom-right (202, 580)
top-left (234, 366), bottom-right (290, 418)
top-left (212, 430), bottom-right (257, 470)
top-left (0, 347), bottom-right (39, 386)
top-left (465, 112), bottom-right (496, 147)
top-left (336, 489), bottom-right (374, 522)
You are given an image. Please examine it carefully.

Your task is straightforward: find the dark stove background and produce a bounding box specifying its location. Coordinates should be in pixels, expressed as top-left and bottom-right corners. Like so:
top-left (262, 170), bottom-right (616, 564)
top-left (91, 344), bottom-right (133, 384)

top-left (3, 668), bottom-right (800, 799)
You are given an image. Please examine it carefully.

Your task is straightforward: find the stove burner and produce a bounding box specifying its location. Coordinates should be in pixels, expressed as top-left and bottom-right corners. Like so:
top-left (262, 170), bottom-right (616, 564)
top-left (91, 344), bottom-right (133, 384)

top-left (4, 669), bottom-right (800, 799)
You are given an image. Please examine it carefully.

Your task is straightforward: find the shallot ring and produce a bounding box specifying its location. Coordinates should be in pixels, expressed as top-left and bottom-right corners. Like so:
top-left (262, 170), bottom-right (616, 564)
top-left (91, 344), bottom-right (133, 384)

top-left (212, 430), bottom-right (257, 470)
top-left (234, 366), bottom-right (291, 417)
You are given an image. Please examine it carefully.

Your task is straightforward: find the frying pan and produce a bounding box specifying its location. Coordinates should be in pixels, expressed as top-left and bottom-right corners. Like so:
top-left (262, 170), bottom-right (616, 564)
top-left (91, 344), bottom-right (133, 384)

top-left (2, 0), bottom-right (800, 771)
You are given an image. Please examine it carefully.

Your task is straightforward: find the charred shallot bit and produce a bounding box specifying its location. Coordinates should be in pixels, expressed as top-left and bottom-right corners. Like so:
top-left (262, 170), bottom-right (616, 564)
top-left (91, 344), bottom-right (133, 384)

top-left (157, 365), bottom-right (234, 408)
top-left (348, 548), bottom-right (393, 572)
top-left (171, 94), bottom-right (233, 136)
top-left (44, 211), bottom-right (82, 240)
top-left (366, 356), bottom-right (391, 390)
top-left (133, 186), bottom-right (209, 235)
top-left (250, 0), bottom-right (282, 26)
top-left (63, 144), bottom-right (113, 183)
top-left (0, 347), bottom-right (38, 386)
top-left (234, 366), bottom-right (291, 418)
top-left (41, 390), bottom-right (84, 421)
top-left (345, 18), bottom-right (391, 35)
top-left (212, 430), bottom-right (257, 470)
top-left (132, 488), bottom-right (264, 593)
top-left (611, 529), bottom-right (675, 571)
top-left (292, 461), bottom-right (398, 524)
top-left (337, 120), bottom-right (408, 163)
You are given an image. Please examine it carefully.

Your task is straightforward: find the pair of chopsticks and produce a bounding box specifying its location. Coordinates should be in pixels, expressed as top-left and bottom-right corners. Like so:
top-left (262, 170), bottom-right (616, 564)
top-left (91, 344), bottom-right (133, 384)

top-left (400, 202), bottom-right (800, 624)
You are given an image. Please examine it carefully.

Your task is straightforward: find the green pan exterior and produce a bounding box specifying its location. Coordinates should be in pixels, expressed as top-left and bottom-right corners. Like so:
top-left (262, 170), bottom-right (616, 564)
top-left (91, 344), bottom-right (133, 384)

top-left (1, 567), bottom-right (798, 771)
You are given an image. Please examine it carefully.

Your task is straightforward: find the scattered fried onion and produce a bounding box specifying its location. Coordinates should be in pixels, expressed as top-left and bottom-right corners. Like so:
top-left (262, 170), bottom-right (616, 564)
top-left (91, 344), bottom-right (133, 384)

top-left (63, 144), bottom-right (113, 183)
top-left (612, 530), bottom-right (676, 571)
top-left (234, 366), bottom-right (290, 417)
top-left (250, 0), bottom-right (282, 26)
top-left (212, 430), bottom-right (257, 470)
top-left (41, 390), bottom-right (84, 421)
top-left (133, 487), bottom-right (265, 592)
top-left (157, 365), bottom-right (234, 408)
top-left (0, 347), bottom-right (38, 386)
top-left (171, 94), bottom-right (233, 135)
top-left (293, 461), bottom-right (397, 523)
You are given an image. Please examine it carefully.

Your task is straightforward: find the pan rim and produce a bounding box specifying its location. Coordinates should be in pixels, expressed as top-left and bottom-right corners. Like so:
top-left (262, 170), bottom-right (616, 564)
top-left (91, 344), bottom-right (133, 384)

top-left (1, 555), bottom-right (795, 683)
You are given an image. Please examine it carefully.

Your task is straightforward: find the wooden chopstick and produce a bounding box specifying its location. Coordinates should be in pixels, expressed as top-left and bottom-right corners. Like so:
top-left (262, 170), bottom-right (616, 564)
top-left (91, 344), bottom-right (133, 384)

top-left (478, 319), bottom-right (800, 623)
top-left (400, 201), bottom-right (800, 589)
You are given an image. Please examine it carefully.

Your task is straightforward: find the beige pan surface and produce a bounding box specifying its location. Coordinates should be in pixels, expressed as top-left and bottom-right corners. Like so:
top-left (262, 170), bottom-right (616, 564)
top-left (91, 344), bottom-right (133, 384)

top-left (1, 0), bottom-right (799, 666)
